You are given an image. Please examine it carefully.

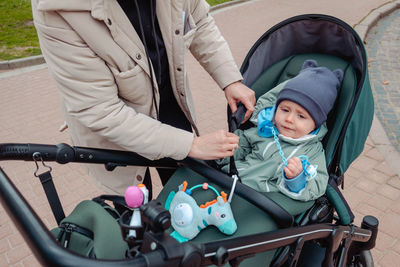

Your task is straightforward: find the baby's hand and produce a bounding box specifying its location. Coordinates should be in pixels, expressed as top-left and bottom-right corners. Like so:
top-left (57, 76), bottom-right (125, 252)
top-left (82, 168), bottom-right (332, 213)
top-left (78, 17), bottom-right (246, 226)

top-left (284, 157), bottom-right (303, 179)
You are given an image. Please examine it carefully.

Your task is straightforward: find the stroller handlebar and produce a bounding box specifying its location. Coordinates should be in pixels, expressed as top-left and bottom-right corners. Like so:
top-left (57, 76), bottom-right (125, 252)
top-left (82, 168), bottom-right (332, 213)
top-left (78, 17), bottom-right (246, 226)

top-left (0, 143), bottom-right (178, 167)
top-left (0, 143), bottom-right (58, 161)
top-left (0, 143), bottom-right (293, 227)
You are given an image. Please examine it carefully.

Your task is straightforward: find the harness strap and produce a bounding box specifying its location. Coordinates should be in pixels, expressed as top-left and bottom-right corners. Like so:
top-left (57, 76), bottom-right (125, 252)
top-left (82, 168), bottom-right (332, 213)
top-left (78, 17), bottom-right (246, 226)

top-left (38, 171), bottom-right (65, 224)
top-left (228, 103), bottom-right (246, 179)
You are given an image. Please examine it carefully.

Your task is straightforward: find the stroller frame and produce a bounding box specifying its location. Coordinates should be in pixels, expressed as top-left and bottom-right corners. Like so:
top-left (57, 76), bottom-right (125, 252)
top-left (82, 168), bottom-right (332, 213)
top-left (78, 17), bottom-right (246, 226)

top-left (0, 13), bottom-right (379, 267)
top-left (0, 143), bottom-right (377, 266)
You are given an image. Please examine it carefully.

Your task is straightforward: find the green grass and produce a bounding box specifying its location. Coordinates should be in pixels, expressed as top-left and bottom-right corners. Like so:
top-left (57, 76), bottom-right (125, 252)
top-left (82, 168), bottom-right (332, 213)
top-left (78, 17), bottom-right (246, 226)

top-left (0, 0), bottom-right (231, 61)
top-left (207, 0), bottom-right (231, 6)
top-left (0, 0), bottom-right (41, 60)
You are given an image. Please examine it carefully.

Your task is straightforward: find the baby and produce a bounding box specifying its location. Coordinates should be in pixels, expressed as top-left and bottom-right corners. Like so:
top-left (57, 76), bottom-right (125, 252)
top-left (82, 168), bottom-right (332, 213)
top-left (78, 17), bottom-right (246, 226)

top-left (219, 60), bottom-right (343, 201)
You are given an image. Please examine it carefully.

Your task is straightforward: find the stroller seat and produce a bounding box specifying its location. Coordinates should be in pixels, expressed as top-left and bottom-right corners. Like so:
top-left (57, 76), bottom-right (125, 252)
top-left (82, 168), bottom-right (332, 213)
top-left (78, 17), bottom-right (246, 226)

top-left (156, 52), bottom-right (358, 265)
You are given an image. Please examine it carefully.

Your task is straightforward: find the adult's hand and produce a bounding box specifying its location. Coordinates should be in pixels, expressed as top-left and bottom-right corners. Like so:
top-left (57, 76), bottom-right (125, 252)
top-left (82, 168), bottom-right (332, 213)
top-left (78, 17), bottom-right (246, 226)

top-left (224, 81), bottom-right (256, 123)
top-left (188, 130), bottom-right (239, 160)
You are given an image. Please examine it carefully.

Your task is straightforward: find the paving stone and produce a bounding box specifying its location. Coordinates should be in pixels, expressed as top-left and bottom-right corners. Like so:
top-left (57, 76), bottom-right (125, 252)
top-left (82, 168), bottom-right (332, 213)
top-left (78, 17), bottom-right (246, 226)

top-left (377, 184), bottom-right (400, 200)
top-left (345, 166), bottom-right (364, 179)
top-left (365, 147), bottom-right (386, 161)
top-left (0, 238), bottom-right (10, 254)
top-left (356, 179), bottom-right (382, 194)
top-left (342, 187), bottom-right (371, 209)
top-left (374, 161), bottom-right (398, 177)
top-left (0, 223), bottom-right (13, 240)
top-left (0, 254), bottom-right (9, 267)
top-left (21, 255), bottom-right (42, 267)
top-left (388, 176), bottom-right (400, 190)
top-left (365, 169), bottom-right (391, 184)
top-left (358, 203), bottom-right (384, 218)
top-left (392, 239), bottom-right (400, 255)
top-left (5, 244), bottom-right (31, 265)
top-left (365, 194), bottom-right (393, 212)
top-left (350, 156), bottom-right (380, 173)
top-left (391, 198), bottom-right (400, 214)
top-left (344, 172), bottom-right (361, 188)
top-left (7, 233), bottom-right (24, 248)
top-left (379, 211), bottom-right (400, 238)
top-left (371, 248), bottom-right (384, 264)
top-left (378, 251), bottom-right (400, 267)
top-left (374, 230), bottom-right (397, 252)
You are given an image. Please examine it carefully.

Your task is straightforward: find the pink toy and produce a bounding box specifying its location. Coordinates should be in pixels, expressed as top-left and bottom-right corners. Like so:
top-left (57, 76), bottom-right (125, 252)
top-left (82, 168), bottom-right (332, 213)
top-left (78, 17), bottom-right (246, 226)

top-left (124, 184), bottom-right (149, 239)
top-left (125, 186), bottom-right (144, 208)
top-left (202, 183), bottom-right (208, 190)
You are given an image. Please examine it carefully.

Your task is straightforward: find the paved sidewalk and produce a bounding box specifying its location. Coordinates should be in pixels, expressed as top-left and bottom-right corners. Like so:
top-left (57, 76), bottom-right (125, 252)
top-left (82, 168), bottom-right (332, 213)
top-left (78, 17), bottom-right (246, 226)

top-left (365, 9), bottom-right (400, 153)
top-left (0, 0), bottom-right (399, 266)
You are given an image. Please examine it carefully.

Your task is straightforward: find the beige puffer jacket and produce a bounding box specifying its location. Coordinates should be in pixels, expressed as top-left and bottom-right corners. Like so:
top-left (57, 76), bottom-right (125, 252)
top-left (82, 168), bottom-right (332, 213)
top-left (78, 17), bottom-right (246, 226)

top-left (31, 0), bottom-right (242, 193)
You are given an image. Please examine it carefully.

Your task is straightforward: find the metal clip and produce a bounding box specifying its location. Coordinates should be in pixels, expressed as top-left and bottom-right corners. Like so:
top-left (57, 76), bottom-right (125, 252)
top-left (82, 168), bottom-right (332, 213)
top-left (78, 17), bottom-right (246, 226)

top-left (33, 152), bottom-right (52, 177)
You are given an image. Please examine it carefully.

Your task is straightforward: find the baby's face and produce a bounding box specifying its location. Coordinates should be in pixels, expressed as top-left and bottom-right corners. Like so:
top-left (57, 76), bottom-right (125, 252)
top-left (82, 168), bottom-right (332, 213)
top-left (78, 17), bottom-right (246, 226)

top-left (274, 100), bottom-right (316, 139)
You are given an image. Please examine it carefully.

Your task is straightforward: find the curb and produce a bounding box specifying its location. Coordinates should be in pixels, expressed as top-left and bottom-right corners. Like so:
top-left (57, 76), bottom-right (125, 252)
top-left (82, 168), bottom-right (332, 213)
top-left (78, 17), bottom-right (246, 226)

top-left (354, 0), bottom-right (400, 177)
top-left (0, 54), bottom-right (45, 70)
top-left (210, 0), bottom-right (254, 13)
top-left (353, 0), bottom-right (400, 40)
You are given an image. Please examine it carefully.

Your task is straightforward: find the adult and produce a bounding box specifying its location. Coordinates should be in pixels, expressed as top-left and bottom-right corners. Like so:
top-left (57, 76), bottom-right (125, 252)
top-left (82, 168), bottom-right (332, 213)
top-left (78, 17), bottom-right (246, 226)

top-left (31, 0), bottom-right (255, 195)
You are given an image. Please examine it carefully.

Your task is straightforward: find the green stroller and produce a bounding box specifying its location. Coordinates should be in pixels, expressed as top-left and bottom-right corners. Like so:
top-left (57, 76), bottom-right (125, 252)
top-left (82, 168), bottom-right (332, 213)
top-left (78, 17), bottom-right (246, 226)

top-left (0, 14), bottom-right (378, 266)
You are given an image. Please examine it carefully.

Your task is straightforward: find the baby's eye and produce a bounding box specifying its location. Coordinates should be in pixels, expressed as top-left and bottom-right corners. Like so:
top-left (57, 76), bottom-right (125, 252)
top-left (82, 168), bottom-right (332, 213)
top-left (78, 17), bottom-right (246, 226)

top-left (298, 114), bottom-right (305, 119)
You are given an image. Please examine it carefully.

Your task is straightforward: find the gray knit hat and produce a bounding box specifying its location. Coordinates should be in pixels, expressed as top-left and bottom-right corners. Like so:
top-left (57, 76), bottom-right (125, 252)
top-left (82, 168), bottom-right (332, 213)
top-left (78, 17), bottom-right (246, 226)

top-left (275, 60), bottom-right (344, 128)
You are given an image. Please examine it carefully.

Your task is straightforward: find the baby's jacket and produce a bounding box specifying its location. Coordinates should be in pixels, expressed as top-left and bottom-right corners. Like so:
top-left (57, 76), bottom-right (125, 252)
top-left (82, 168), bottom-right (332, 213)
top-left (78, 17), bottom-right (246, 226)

top-left (219, 81), bottom-right (329, 201)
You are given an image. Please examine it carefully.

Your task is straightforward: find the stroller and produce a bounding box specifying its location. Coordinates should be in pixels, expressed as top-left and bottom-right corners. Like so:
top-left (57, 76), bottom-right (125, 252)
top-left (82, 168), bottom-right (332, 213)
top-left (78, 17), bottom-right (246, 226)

top-left (0, 14), bottom-right (378, 266)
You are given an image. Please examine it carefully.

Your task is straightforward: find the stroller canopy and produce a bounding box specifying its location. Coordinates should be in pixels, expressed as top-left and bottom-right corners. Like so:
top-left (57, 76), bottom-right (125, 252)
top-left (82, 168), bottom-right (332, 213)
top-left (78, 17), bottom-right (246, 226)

top-left (240, 14), bottom-right (374, 176)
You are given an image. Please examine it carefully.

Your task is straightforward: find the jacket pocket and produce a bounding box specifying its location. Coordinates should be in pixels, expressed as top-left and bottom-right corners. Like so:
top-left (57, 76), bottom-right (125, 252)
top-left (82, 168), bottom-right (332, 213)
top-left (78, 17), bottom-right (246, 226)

top-left (183, 14), bottom-right (197, 49)
top-left (109, 64), bottom-right (151, 105)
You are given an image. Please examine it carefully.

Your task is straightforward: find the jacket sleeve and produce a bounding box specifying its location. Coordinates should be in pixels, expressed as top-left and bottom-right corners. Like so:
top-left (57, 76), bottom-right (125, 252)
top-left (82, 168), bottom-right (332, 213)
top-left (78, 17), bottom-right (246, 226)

top-left (33, 11), bottom-right (193, 161)
top-left (276, 147), bottom-right (329, 201)
top-left (234, 128), bottom-right (253, 161)
top-left (188, 0), bottom-right (242, 89)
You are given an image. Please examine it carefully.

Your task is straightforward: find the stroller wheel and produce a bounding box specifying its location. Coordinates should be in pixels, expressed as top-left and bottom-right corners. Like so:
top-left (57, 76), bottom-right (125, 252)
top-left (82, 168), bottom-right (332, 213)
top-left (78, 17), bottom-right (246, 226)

top-left (347, 250), bottom-right (374, 267)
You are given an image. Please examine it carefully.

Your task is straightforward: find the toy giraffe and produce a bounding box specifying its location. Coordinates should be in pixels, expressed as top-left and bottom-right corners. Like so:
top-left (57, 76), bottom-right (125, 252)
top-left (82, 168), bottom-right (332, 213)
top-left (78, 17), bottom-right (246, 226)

top-left (165, 181), bottom-right (237, 243)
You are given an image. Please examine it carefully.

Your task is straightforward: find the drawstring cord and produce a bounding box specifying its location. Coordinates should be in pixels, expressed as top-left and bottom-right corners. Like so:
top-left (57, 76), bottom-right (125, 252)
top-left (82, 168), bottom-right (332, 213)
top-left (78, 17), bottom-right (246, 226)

top-left (270, 126), bottom-right (311, 176)
top-left (134, 0), bottom-right (160, 120)
top-left (270, 126), bottom-right (288, 166)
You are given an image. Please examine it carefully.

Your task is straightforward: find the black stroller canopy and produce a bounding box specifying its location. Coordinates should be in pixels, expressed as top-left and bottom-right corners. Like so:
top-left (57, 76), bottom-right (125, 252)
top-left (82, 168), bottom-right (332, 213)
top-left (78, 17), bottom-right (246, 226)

top-left (241, 14), bottom-right (366, 90)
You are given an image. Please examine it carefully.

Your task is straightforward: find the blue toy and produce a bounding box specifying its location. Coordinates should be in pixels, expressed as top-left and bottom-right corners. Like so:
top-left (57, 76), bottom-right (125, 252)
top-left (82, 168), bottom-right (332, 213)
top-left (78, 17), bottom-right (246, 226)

top-left (165, 181), bottom-right (237, 243)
